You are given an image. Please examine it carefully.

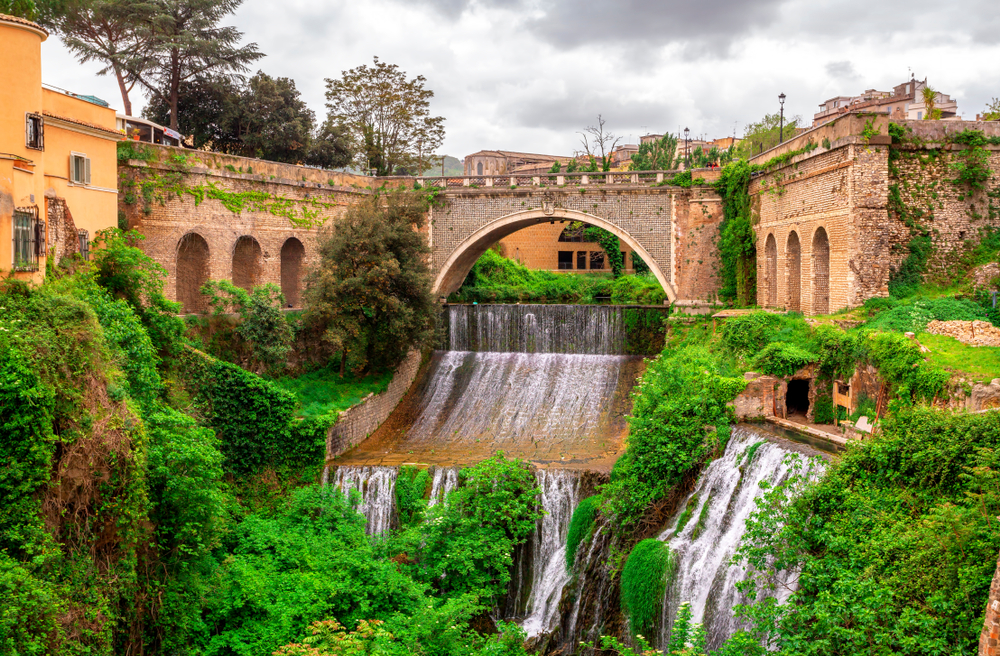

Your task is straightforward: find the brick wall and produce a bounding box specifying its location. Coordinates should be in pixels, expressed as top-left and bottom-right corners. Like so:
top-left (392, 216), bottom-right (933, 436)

top-left (497, 221), bottom-right (637, 272)
top-left (753, 114), bottom-right (1000, 315)
top-left (118, 146), bottom-right (371, 312)
top-left (326, 349), bottom-right (423, 458)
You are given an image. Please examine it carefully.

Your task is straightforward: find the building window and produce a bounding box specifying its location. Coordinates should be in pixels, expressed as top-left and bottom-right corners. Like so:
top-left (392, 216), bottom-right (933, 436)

top-left (558, 251), bottom-right (574, 270)
top-left (70, 153), bottom-right (91, 185)
top-left (12, 207), bottom-right (41, 271)
top-left (78, 230), bottom-right (90, 260)
top-left (917, 111), bottom-right (923, 120)
top-left (577, 251), bottom-right (587, 270)
top-left (590, 251), bottom-right (605, 270)
top-left (476, 162), bottom-right (483, 176)
top-left (25, 113), bottom-right (44, 150)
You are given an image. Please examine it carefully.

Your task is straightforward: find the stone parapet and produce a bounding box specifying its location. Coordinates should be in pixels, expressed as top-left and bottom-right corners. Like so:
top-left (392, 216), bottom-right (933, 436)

top-left (325, 350), bottom-right (423, 459)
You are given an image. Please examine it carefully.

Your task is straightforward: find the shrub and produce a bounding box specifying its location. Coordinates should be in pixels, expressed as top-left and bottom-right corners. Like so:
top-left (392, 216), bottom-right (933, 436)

top-left (621, 539), bottom-right (674, 638)
top-left (722, 312), bottom-right (784, 358)
top-left (866, 296), bottom-right (987, 333)
top-left (565, 495), bottom-right (600, 570)
top-left (752, 342), bottom-right (817, 378)
top-left (203, 280), bottom-right (294, 374)
top-left (395, 466), bottom-right (431, 526)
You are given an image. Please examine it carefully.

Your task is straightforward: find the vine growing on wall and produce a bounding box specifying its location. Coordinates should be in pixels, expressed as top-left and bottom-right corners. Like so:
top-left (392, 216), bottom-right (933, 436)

top-left (716, 160), bottom-right (756, 305)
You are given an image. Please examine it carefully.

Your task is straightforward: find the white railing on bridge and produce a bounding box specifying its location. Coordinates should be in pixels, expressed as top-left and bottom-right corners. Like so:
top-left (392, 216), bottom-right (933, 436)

top-left (380, 169), bottom-right (716, 189)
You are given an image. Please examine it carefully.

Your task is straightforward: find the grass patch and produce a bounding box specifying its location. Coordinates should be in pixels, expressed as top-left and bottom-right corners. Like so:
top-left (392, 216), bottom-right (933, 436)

top-left (274, 365), bottom-right (394, 418)
top-left (919, 333), bottom-right (1000, 383)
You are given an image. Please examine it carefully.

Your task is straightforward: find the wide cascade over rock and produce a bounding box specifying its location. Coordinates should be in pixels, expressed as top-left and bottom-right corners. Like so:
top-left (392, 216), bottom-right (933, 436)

top-left (446, 304), bottom-right (629, 354)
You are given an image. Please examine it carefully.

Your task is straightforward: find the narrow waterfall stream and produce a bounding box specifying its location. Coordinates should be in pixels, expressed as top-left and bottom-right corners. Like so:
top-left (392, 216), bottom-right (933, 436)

top-left (331, 466), bottom-right (398, 536)
top-left (656, 426), bottom-right (825, 650)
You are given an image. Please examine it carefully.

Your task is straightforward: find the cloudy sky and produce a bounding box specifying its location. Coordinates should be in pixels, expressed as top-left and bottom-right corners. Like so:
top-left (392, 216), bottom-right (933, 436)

top-left (40, 0), bottom-right (1000, 160)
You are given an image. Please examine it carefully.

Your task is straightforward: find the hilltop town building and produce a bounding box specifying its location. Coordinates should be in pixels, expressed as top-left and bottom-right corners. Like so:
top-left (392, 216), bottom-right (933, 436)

top-left (813, 77), bottom-right (959, 126)
top-left (463, 150), bottom-right (574, 176)
top-left (0, 13), bottom-right (121, 281)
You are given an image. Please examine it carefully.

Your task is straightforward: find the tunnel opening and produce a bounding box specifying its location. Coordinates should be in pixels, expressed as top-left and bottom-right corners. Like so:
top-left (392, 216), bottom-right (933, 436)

top-left (786, 379), bottom-right (810, 417)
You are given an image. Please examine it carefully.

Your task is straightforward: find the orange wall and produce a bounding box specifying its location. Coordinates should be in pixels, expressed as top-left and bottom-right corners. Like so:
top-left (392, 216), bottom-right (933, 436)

top-left (0, 14), bottom-right (119, 279)
top-left (498, 222), bottom-right (636, 272)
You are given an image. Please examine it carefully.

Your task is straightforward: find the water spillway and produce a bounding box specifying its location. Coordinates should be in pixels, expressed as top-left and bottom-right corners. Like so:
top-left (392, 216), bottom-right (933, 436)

top-left (339, 304), bottom-right (647, 470)
top-left (655, 425), bottom-right (825, 650)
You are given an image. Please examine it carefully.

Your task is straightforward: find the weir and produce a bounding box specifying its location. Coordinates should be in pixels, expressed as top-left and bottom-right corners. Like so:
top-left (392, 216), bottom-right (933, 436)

top-left (326, 305), bottom-right (823, 649)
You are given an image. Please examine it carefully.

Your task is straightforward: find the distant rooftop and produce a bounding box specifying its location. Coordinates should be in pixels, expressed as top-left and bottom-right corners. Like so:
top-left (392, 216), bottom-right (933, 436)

top-left (42, 83), bottom-right (110, 108)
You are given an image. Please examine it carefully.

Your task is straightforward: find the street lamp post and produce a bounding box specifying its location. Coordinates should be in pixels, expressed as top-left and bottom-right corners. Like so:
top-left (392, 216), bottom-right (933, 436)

top-left (683, 127), bottom-right (690, 168)
top-left (778, 93), bottom-right (786, 144)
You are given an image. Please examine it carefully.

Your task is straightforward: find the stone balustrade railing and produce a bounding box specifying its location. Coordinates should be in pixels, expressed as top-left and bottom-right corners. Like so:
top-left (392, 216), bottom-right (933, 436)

top-left (379, 168), bottom-right (718, 189)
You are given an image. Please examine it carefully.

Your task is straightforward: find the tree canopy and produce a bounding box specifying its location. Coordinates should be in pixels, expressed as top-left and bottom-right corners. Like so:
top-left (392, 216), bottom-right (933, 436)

top-left (303, 189), bottom-right (437, 374)
top-left (630, 133), bottom-right (678, 171)
top-left (324, 57), bottom-right (445, 176)
top-left (735, 112), bottom-right (801, 159)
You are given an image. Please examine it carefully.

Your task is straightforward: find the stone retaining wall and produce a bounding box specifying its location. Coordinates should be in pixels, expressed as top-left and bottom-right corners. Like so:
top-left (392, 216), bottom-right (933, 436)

top-left (981, 553), bottom-right (1000, 656)
top-left (927, 320), bottom-right (1000, 347)
top-left (326, 349), bottom-right (423, 458)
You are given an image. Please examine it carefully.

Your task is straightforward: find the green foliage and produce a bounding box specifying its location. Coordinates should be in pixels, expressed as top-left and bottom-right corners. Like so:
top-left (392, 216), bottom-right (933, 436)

top-left (0, 552), bottom-right (64, 655)
top-left (202, 280), bottom-right (294, 374)
top-left (735, 408), bottom-right (1000, 656)
top-left (631, 133), bottom-right (678, 171)
top-left (721, 311), bottom-right (784, 358)
top-left (395, 466), bottom-right (430, 526)
top-left (862, 331), bottom-right (951, 404)
top-left (811, 396), bottom-right (836, 425)
top-left (866, 296), bottom-right (987, 333)
top-left (179, 349), bottom-right (323, 473)
top-left (91, 227), bottom-right (185, 354)
top-left (715, 160), bottom-right (756, 304)
top-left (0, 0), bottom-right (36, 19)
top-left (667, 602), bottom-right (707, 655)
top-left (983, 97), bottom-right (1000, 122)
top-left (584, 225), bottom-right (625, 276)
top-left (304, 189), bottom-right (436, 374)
top-left (620, 539), bottom-right (674, 638)
top-left (452, 248), bottom-right (666, 305)
top-left (950, 128), bottom-right (998, 191)
top-left (752, 342), bottom-right (817, 377)
top-left (735, 112), bottom-right (802, 159)
top-left (205, 485), bottom-right (426, 656)
top-left (412, 455), bottom-right (540, 599)
top-left (274, 365), bottom-right (393, 419)
top-left (603, 346), bottom-right (746, 529)
top-left (566, 495), bottom-right (601, 570)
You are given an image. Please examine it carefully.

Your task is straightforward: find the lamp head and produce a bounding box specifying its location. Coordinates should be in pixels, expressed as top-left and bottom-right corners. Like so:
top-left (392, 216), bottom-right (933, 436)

top-left (779, 92), bottom-right (786, 105)
top-left (683, 127), bottom-right (690, 138)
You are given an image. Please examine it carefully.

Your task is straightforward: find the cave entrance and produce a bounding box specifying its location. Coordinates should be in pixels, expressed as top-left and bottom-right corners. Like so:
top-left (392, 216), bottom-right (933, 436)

top-left (787, 379), bottom-right (810, 417)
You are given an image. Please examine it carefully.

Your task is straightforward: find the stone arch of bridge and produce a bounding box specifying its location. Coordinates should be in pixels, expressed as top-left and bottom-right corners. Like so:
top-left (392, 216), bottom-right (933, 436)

top-left (432, 208), bottom-right (677, 302)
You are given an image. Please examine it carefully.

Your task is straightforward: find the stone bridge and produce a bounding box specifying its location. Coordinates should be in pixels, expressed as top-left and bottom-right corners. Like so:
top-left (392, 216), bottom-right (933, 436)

top-left (419, 170), bottom-right (724, 305)
top-left (119, 146), bottom-right (724, 311)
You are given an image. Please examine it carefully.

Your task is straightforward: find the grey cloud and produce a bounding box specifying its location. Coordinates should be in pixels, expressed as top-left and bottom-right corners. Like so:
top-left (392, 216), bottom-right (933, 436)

top-left (825, 60), bottom-right (858, 80)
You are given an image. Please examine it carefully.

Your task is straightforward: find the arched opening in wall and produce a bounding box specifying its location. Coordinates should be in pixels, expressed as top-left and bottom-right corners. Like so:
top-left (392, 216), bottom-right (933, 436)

top-left (432, 209), bottom-right (677, 303)
top-left (764, 233), bottom-right (777, 306)
top-left (280, 237), bottom-right (305, 308)
top-left (477, 162), bottom-right (483, 176)
top-left (232, 235), bottom-right (263, 292)
top-left (786, 231), bottom-right (801, 312)
top-left (176, 232), bottom-right (210, 313)
top-left (812, 227), bottom-right (830, 315)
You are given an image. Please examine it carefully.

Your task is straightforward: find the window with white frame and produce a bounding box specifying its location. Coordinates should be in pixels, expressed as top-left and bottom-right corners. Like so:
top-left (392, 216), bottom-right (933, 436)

top-left (70, 153), bottom-right (91, 185)
top-left (26, 113), bottom-right (44, 150)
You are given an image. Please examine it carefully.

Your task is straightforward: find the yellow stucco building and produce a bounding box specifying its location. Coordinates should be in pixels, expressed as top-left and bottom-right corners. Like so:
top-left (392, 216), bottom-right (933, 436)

top-left (1, 13), bottom-right (121, 282)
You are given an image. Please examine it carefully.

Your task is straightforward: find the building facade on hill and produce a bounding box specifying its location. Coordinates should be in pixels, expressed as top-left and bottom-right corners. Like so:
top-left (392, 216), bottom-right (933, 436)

top-left (463, 150), bottom-right (574, 176)
top-left (813, 76), bottom-right (959, 126)
top-left (751, 113), bottom-right (1000, 315)
top-left (0, 13), bottom-right (121, 282)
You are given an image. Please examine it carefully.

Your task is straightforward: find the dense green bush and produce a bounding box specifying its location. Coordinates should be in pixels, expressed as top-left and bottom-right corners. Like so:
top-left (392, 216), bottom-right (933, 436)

top-left (752, 342), bottom-right (817, 378)
top-left (721, 312), bottom-right (785, 358)
top-left (565, 495), bottom-right (601, 570)
top-left (412, 455), bottom-right (541, 599)
top-left (620, 539), bottom-right (674, 638)
top-left (395, 466), bottom-right (431, 526)
top-left (860, 331), bottom-right (951, 404)
top-left (603, 346), bottom-right (746, 528)
top-left (734, 408), bottom-right (1000, 656)
top-left (202, 280), bottom-right (294, 374)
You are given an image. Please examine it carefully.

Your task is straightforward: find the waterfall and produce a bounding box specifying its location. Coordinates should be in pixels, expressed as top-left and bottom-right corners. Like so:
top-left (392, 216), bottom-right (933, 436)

top-left (446, 304), bottom-right (635, 355)
top-left (518, 470), bottom-right (581, 637)
top-left (331, 466), bottom-right (398, 536)
top-left (428, 467), bottom-right (459, 507)
top-left (656, 426), bottom-right (825, 650)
